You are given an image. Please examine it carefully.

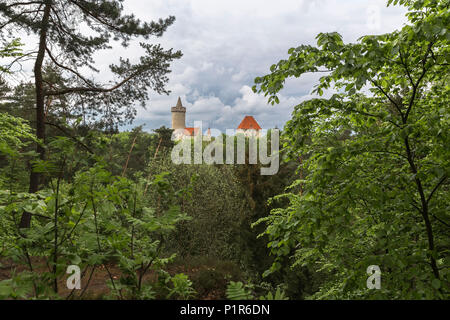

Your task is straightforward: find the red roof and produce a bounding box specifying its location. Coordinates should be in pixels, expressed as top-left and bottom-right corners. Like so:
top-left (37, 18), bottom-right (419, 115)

top-left (237, 116), bottom-right (261, 130)
top-left (184, 127), bottom-right (200, 136)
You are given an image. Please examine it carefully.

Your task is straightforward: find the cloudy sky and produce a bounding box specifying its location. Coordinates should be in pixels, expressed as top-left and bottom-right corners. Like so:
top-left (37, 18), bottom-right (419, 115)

top-left (15, 0), bottom-right (409, 133)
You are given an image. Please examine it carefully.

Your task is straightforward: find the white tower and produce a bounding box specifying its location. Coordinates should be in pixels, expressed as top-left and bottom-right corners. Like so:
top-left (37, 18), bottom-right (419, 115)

top-left (171, 97), bottom-right (186, 130)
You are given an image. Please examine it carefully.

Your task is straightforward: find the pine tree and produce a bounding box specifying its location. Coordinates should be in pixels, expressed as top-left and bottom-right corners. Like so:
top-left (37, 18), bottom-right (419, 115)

top-left (0, 0), bottom-right (182, 227)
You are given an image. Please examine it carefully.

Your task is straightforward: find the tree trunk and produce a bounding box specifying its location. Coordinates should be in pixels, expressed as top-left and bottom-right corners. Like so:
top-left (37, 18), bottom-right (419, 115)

top-left (122, 134), bottom-right (138, 177)
top-left (404, 137), bottom-right (440, 280)
top-left (20, 1), bottom-right (52, 228)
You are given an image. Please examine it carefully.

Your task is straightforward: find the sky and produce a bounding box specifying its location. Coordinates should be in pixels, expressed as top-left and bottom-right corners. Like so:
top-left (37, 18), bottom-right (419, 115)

top-left (13, 0), bottom-right (409, 133)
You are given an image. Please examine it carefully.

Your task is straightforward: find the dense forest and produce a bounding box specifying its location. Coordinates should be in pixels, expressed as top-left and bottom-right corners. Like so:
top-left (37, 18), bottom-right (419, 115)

top-left (0, 0), bottom-right (448, 300)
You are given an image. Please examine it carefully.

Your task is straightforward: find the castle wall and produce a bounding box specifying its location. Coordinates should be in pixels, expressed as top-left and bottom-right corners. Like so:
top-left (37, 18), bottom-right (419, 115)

top-left (236, 129), bottom-right (261, 137)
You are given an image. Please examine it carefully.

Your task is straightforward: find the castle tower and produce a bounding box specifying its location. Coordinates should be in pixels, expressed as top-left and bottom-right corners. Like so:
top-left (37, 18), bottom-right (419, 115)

top-left (237, 115), bottom-right (262, 137)
top-left (171, 97), bottom-right (186, 130)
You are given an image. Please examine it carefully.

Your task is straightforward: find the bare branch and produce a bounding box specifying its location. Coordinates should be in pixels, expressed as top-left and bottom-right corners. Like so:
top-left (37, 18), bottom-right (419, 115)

top-left (370, 79), bottom-right (405, 122)
top-left (44, 69), bottom-right (141, 96)
top-left (44, 121), bottom-right (94, 154)
top-left (45, 46), bottom-right (95, 88)
top-left (5, 1), bottom-right (44, 8)
top-left (404, 42), bottom-right (433, 122)
top-left (427, 175), bottom-right (447, 205)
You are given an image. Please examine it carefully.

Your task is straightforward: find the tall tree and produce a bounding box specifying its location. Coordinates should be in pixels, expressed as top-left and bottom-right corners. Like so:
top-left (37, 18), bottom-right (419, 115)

top-left (0, 0), bottom-right (182, 227)
top-left (254, 0), bottom-right (449, 298)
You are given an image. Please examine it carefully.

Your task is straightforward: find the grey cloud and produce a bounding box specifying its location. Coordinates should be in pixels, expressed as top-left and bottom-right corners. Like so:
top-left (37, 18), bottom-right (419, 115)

top-left (120, 0), bottom-right (407, 133)
top-left (9, 0), bottom-right (408, 133)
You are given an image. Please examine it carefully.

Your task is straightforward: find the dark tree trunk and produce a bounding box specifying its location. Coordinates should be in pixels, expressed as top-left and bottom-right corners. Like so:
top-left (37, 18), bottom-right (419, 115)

top-left (20, 1), bottom-right (52, 228)
top-left (404, 136), bottom-right (440, 280)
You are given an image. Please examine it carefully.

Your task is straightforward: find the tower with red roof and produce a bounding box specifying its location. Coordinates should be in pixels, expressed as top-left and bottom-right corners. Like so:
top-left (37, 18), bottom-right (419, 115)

top-left (171, 97), bottom-right (200, 140)
top-left (237, 115), bottom-right (262, 137)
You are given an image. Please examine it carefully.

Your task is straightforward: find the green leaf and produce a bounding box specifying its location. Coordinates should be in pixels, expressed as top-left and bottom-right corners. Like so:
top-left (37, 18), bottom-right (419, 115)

top-left (431, 279), bottom-right (441, 290)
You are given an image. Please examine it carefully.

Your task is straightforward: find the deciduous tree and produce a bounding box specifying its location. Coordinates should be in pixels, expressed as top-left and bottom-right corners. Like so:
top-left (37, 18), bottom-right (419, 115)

top-left (254, 0), bottom-right (449, 298)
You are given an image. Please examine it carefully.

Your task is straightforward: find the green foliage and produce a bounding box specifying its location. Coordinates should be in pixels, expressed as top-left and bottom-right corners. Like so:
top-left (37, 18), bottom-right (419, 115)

top-left (226, 281), bottom-right (254, 300)
top-left (259, 287), bottom-right (289, 300)
top-left (2, 0), bottom-right (448, 301)
top-left (225, 281), bottom-right (289, 300)
top-left (0, 112), bottom-right (36, 193)
top-left (181, 257), bottom-right (244, 298)
top-left (0, 271), bottom-right (34, 300)
top-left (0, 39), bottom-right (22, 73)
top-left (192, 268), bottom-right (227, 297)
top-left (146, 155), bottom-right (251, 261)
top-left (253, 0), bottom-right (449, 299)
top-left (0, 112), bottom-right (35, 156)
top-left (0, 135), bottom-right (194, 299)
top-left (166, 273), bottom-right (196, 299)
